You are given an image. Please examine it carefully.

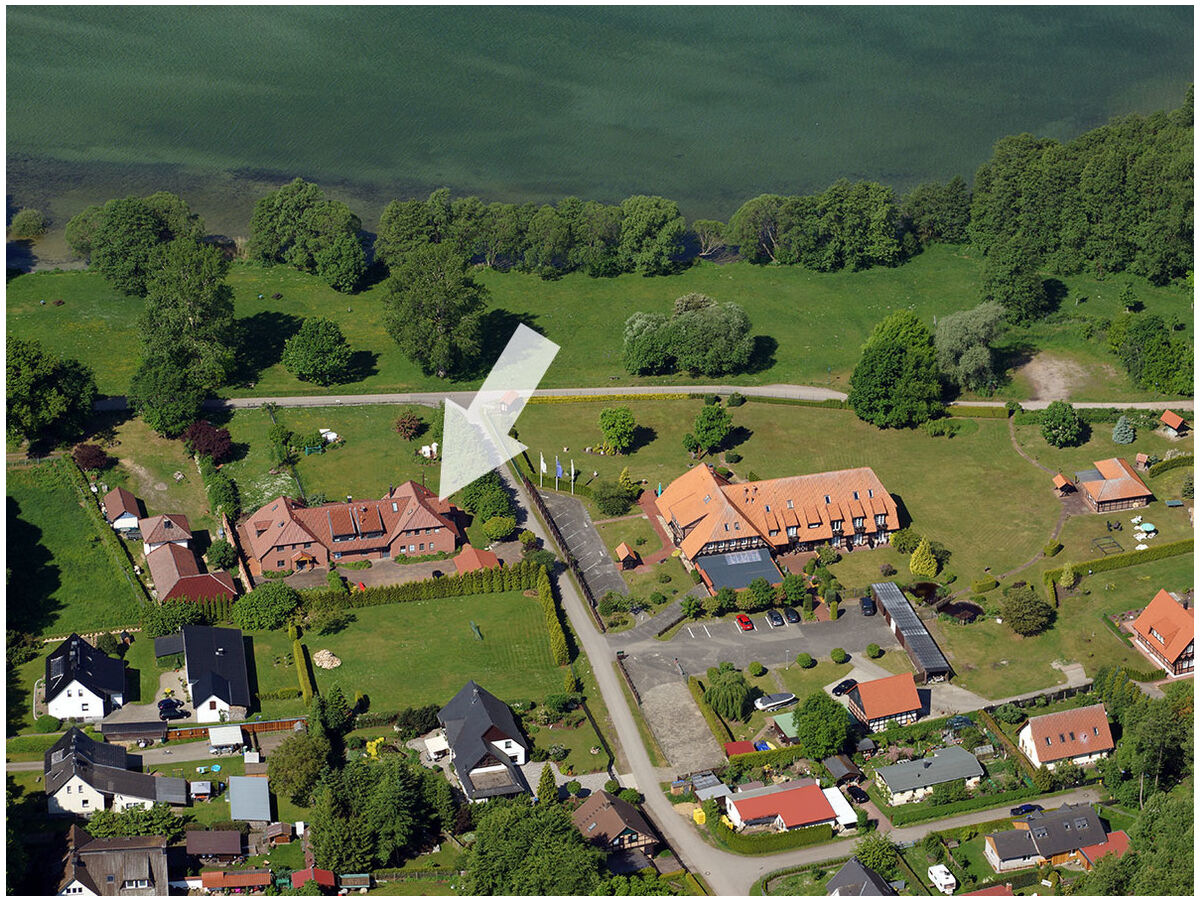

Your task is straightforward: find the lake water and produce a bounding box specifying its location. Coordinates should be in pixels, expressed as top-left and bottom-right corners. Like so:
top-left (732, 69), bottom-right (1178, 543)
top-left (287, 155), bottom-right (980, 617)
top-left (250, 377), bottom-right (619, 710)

top-left (6, 5), bottom-right (1193, 250)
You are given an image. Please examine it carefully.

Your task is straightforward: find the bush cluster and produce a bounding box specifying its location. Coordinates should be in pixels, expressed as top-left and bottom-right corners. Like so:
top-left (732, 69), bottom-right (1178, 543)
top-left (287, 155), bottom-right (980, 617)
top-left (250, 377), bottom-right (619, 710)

top-left (687, 676), bottom-right (734, 744)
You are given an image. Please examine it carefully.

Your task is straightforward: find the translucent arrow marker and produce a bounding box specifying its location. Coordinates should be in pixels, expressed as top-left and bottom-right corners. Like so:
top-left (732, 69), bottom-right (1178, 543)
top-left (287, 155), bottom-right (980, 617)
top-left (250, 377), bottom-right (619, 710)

top-left (438, 324), bottom-right (560, 499)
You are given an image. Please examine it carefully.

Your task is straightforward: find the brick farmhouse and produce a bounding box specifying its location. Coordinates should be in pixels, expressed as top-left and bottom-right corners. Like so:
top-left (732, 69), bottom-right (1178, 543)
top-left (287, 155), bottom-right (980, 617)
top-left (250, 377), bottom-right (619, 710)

top-left (1130, 589), bottom-right (1195, 677)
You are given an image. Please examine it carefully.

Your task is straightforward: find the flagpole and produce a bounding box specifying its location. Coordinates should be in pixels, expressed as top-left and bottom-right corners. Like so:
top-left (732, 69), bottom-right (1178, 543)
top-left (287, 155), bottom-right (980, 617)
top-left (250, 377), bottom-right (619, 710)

top-left (555, 456), bottom-right (560, 491)
top-left (539, 451), bottom-right (544, 488)
top-left (570, 459), bottom-right (575, 495)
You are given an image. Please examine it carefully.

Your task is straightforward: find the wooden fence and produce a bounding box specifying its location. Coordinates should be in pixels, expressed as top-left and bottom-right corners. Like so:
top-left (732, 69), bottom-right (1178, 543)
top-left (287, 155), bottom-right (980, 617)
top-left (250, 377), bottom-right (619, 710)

top-left (166, 716), bottom-right (306, 742)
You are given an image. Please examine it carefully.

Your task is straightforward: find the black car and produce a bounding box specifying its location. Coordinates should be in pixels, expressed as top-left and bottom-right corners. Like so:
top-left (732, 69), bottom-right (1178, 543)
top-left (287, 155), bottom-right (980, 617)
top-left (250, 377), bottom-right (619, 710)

top-left (157, 698), bottom-right (182, 711)
top-left (784, 607), bottom-right (801, 624)
top-left (846, 784), bottom-right (870, 804)
top-left (766, 609), bottom-right (784, 627)
top-left (832, 679), bottom-right (857, 697)
top-left (1010, 803), bottom-right (1043, 817)
top-left (159, 707), bottom-right (189, 722)
top-left (859, 596), bottom-right (877, 616)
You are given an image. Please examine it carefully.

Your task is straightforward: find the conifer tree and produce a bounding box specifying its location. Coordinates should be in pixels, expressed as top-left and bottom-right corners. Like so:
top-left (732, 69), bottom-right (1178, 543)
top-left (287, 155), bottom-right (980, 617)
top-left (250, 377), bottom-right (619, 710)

top-left (909, 537), bottom-right (938, 577)
top-left (537, 763), bottom-right (558, 803)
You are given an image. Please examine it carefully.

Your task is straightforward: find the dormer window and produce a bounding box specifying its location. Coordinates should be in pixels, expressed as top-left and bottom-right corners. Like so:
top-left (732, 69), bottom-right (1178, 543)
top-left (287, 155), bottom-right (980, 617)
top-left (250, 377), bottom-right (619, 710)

top-left (764, 504), bottom-right (770, 512)
top-left (868, 489), bottom-right (874, 498)
top-left (786, 500), bottom-right (793, 509)
top-left (852, 491), bottom-right (859, 500)
top-left (824, 495), bottom-right (830, 504)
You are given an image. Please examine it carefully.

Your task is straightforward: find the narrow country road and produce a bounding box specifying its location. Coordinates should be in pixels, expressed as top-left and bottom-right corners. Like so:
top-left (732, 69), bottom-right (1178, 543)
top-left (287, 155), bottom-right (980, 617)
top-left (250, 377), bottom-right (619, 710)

top-left (502, 463), bottom-right (1103, 895)
top-left (90, 385), bottom-right (1193, 413)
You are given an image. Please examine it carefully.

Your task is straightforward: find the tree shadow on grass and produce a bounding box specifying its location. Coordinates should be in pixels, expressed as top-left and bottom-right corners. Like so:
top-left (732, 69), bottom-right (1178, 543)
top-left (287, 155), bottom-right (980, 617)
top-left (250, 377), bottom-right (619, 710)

top-left (243, 635), bottom-right (262, 715)
top-left (628, 425), bottom-right (657, 454)
top-left (990, 338), bottom-right (1039, 394)
top-left (723, 425), bottom-right (753, 452)
top-left (744, 335), bottom-right (778, 376)
top-left (342, 350), bottom-right (379, 384)
top-left (460, 308), bottom-right (543, 381)
top-left (6, 496), bottom-right (62, 635)
top-left (7, 664), bottom-right (30, 737)
top-left (1042, 278), bottom-right (1068, 315)
top-left (233, 311), bottom-right (304, 387)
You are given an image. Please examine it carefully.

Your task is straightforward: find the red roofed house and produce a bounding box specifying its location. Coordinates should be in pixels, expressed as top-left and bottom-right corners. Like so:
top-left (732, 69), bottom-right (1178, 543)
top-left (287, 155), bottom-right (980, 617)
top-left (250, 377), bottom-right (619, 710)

top-left (1017, 703), bottom-right (1114, 769)
top-left (846, 673), bottom-right (922, 731)
top-left (146, 543), bottom-right (236, 602)
top-left (724, 741), bottom-right (756, 757)
top-left (139, 513), bottom-right (190, 555)
top-left (200, 869), bottom-right (272, 891)
top-left (291, 866), bottom-right (336, 890)
top-left (724, 781), bottom-right (837, 832)
top-left (101, 486), bottom-right (142, 532)
top-left (237, 482), bottom-right (463, 576)
top-left (1077, 830), bottom-right (1130, 870)
top-left (1160, 410), bottom-right (1188, 437)
top-left (1130, 589), bottom-right (1195, 677)
top-left (1075, 458), bottom-right (1152, 513)
top-left (454, 545), bottom-right (500, 575)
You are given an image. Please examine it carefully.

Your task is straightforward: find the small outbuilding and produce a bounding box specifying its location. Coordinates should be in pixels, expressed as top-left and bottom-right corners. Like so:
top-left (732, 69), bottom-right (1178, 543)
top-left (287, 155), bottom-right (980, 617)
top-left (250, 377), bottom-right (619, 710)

top-left (1051, 473), bottom-right (1073, 496)
top-left (102, 486), bottom-right (142, 532)
top-left (614, 542), bottom-right (640, 569)
top-left (228, 775), bottom-right (271, 823)
top-left (291, 867), bottom-right (336, 891)
top-left (1160, 410), bottom-right (1188, 437)
top-left (724, 740), bottom-right (756, 757)
top-left (454, 544), bottom-right (501, 575)
top-left (265, 822), bottom-right (293, 845)
top-left (822, 754), bottom-right (864, 785)
top-left (186, 828), bottom-right (244, 862)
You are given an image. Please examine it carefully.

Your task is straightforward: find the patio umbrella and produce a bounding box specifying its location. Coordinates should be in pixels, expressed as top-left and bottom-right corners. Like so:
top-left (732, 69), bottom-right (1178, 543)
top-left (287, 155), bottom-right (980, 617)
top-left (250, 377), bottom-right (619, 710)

top-left (1140, 522), bottom-right (1156, 532)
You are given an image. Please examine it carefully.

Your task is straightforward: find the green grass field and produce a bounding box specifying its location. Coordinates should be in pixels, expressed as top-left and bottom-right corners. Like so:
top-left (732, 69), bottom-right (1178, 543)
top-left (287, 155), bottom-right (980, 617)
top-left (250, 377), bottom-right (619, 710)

top-left (6, 246), bottom-right (1190, 401)
top-left (252, 593), bottom-right (562, 713)
top-left (6, 463), bottom-right (143, 638)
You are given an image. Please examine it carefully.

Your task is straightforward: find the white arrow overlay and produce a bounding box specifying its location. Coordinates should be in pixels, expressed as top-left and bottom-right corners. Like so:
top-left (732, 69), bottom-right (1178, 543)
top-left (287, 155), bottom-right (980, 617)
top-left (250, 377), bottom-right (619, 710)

top-left (438, 324), bottom-right (560, 500)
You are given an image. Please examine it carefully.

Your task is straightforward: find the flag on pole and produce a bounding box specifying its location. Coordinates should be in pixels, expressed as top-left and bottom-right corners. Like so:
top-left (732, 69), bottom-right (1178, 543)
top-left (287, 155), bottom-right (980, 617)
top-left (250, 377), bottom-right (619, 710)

top-left (555, 455), bottom-right (561, 490)
top-left (539, 451), bottom-right (546, 487)
top-left (570, 459), bottom-right (575, 495)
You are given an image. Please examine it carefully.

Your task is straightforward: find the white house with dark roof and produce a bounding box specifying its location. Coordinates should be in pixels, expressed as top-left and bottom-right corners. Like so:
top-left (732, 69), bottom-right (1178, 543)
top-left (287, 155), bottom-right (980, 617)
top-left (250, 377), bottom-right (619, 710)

top-left (874, 746), bottom-right (983, 805)
top-left (45, 634), bottom-right (126, 722)
top-left (154, 626), bottom-right (250, 723)
top-left (437, 681), bottom-right (529, 802)
top-left (138, 513), bottom-right (190, 555)
top-left (45, 729), bottom-right (186, 816)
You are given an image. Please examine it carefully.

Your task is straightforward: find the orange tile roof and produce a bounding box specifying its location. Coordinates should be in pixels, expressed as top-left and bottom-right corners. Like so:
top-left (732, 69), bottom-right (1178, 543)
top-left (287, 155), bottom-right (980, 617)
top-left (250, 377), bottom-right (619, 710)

top-left (1079, 830), bottom-right (1130, 865)
top-left (1131, 589), bottom-right (1195, 664)
top-left (851, 673), bottom-right (921, 720)
top-left (1052, 473), bottom-right (1070, 489)
top-left (201, 869), bottom-right (271, 888)
top-left (615, 542), bottom-right (636, 561)
top-left (1080, 458), bottom-right (1152, 504)
top-left (1161, 410), bottom-right (1186, 430)
top-left (655, 464), bottom-right (897, 559)
top-left (728, 782), bottom-right (836, 829)
top-left (454, 545), bottom-right (500, 574)
top-left (1023, 703), bottom-right (1114, 764)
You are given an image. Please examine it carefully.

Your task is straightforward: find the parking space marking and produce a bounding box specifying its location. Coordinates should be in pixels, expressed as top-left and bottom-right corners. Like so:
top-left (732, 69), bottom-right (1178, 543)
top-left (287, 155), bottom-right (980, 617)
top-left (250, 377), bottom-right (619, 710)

top-left (703, 624), bottom-right (712, 638)
top-left (687, 627), bottom-right (695, 638)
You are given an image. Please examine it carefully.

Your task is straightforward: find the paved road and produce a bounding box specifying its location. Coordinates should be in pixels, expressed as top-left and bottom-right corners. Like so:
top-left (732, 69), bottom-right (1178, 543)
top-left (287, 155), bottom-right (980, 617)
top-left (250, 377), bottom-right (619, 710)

top-left (7, 739), bottom-right (218, 774)
top-left (91, 386), bottom-right (1195, 413)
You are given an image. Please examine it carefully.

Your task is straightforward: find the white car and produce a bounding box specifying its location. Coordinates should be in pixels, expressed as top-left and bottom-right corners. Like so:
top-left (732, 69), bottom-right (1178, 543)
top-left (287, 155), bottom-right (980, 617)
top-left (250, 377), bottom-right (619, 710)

top-left (753, 692), bottom-right (797, 711)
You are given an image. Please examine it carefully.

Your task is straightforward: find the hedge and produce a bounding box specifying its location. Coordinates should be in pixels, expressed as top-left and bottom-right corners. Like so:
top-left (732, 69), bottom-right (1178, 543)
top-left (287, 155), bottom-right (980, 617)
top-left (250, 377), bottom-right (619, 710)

top-left (257, 688), bottom-right (302, 701)
top-left (972, 869), bottom-right (1043, 893)
top-left (705, 807), bottom-right (834, 854)
top-left (886, 785), bottom-right (1040, 826)
top-left (1148, 454), bottom-right (1193, 477)
top-left (1014, 407), bottom-right (1162, 427)
top-left (294, 640), bottom-right (316, 702)
top-left (1043, 541), bottom-right (1063, 558)
top-left (536, 567), bottom-right (570, 665)
top-left (527, 393), bottom-right (689, 405)
top-left (948, 405), bottom-right (1009, 418)
top-left (746, 396), bottom-right (847, 409)
top-left (1099, 613), bottom-right (1133, 647)
top-left (297, 558), bottom-right (543, 612)
top-left (971, 578), bottom-right (999, 594)
top-left (1042, 538), bottom-right (1194, 601)
top-left (393, 550), bottom-right (452, 565)
top-left (687, 677), bottom-right (734, 744)
top-left (977, 709), bottom-right (1035, 778)
top-left (726, 745), bottom-right (806, 770)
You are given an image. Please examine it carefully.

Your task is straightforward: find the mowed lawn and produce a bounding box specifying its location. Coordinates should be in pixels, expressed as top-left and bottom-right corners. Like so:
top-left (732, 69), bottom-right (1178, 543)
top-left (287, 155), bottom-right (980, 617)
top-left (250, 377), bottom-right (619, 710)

top-left (6, 245), bottom-right (1189, 399)
top-left (6, 464), bottom-right (142, 638)
top-left (252, 592), bottom-right (563, 712)
top-left (932, 552), bottom-right (1194, 698)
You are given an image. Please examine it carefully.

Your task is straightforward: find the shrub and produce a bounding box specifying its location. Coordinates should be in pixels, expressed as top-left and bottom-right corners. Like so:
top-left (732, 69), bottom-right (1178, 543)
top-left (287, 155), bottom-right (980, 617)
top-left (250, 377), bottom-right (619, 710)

top-left (183, 420), bottom-right (234, 465)
top-left (346, 735), bottom-right (366, 750)
top-left (816, 544), bottom-right (840, 567)
top-left (72, 443), bottom-right (111, 471)
top-left (9, 207), bottom-right (47, 239)
top-left (1043, 541), bottom-right (1063, 558)
top-left (726, 392), bottom-right (746, 407)
top-left (519, 529), bottom-right (539, 553)
top-left (657, 572), bottom-right (672, 584)
top-left (1111, 416), bottom-right (1136, 444)
top-left (971, 577), bottom-right (999, 594)
top-left (206, 539), bottom-right (238, 570)
top-left (95, 632), bottom-right (123, 658)
top-left (724, 451), bottom-right (743, 464)
top-left (714, 466), bottom-right (732, 478)
top-left (482, 515), bottom-right (517, 541)
top-left (565, 780), bottom-right (583, 796)
top-left (748, 661), bottom-right (765, 677)
top-left (795, 653), bottom-right (815, 668)
top-left (831, 648), bottom-right (849, 664)
top-left (393, 412), bottom-right (424, 440)
top-left (879, 563), bottom-right (897, 576)
top-left (1041, 400), bottom-right (1084, 448)
top-left (1184, 473), bottom-right (1194, 499)
top-left (866, 643), bottom-right (882, 659)
top-left (703, 393), bottom-right (721, 406)
top-left (593, 480), bottom-right (633, 516)
top-left (232, 581), bottom-right (300, 631)
top-left (34, 716), bottom-right (62, 733)
top-left (891, 527), bottom-right (921, 555)
top-left (618, 788), bottom-right (643, 804)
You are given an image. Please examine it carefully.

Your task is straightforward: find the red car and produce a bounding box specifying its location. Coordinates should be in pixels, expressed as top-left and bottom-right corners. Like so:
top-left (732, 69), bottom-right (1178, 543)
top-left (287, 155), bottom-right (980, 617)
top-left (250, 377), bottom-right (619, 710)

top-left (735, 613), bottom-right (754, 632)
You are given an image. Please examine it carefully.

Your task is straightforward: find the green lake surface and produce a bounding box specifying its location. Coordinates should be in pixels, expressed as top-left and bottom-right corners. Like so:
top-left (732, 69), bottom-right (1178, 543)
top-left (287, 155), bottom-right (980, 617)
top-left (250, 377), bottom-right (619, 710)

top-left (6, 5), bottom-right (1193, 247)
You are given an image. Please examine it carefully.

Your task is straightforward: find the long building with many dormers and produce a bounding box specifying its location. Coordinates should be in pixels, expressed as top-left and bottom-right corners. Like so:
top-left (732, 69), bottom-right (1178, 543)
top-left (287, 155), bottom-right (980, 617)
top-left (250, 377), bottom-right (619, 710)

top-left (654, 463), bottom-right (899, 590)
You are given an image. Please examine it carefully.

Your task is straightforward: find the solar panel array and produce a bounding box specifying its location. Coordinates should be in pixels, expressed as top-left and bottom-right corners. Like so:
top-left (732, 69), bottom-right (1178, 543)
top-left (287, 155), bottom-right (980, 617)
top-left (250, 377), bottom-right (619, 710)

top-left (870, 582), bottom-right (951, 677)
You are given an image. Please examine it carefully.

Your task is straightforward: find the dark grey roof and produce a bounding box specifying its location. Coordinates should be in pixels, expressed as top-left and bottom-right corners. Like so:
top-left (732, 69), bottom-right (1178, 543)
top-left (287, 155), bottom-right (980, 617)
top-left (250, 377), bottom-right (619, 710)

top-left (1075, 468), bottom-right (1104, 483)
top-left (45, 728), bottom-right (130, 773)
top-left (438, 681), bottom-right (528, 800)
top-left (695, 548), bottom-right (782, 591)
top-left (825, 858), bottom-right (896, 896)
top-left (186, 830), bottom-right (244, 856)
top-left (229, 775), bottom-right (272, 821)
top-left (856, 737), bottom-right (877, 752)
top-left (822, 754), bottom-right (864, 783)
top-left (1022, 804), bottom-right (1105, 858)
top-left (153, 633), bottom-right (184, 657)
top-left (870, 583), bottom-right (951, 675)
top-left (59, 826), bottom-right (168, 896)
top-left (181, 626), bottom-right (251, 707)
top-left (876, 746), bottom-right (983, 793)
top-left (987, 828), bottom-right (1037, 861)
top-left (45, 634), bottom-right (126, 704)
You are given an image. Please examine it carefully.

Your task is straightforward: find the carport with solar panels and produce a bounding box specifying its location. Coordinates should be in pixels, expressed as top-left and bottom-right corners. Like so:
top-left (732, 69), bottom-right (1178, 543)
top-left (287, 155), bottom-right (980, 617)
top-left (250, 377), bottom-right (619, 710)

top-left (870, 582), bottom-right (952, 683)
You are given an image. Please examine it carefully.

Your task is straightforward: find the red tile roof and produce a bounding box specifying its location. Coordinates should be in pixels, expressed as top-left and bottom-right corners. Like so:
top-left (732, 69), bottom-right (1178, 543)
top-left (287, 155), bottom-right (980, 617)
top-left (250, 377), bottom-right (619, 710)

top-left (1131, 589), bottom-right (1195, 664)
top-left (1161, 410), bottom-right (1186, 430)
top-left (724, 741), bottom-right (756, 757)
top-left (138, 513), bottom-right (191, 545)
top-left (1022, 703), bottom-right (1114, 764)
top-left (852, 673), bottom-right (921, 721)
top-left (145, 543), bottom-right (199, 597)
top-left (1080, 459), bottom-right (1152, 504)
top-left (454, 545), bottom-right (500, 574)
top-left (201, 869), bottom-right (271, 889)
top-left (292, 866), bottom-right (336, 889)
top-left (728, 782), bottom-right (837, 829)
top-left (1079, 830), bottom-right (1130, 865)
top-left (165, 572), bottom-right (237, 602)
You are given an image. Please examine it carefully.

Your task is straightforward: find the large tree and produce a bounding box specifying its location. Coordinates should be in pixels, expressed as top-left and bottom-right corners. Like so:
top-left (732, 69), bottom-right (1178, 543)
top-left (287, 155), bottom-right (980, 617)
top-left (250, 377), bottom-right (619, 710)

top-left (282, 317), bottom-right (355, 385)
top-left (621, 311), bottom-right (673, 375)
top-left (999, 585), bottom-right (1055, 636)
top-left (139, 238), bottom-right (237, 393)
top-left (790, 691), bottom-right (852, 759)
top-left (617, 195), bottom-right (685, 276)
top-left (901, 176), bottom-right (971, 245)
top-left (464, 797), bottom-right (606, 895)
top-left (5, 337), bottom-right (97, 445)
top-left (689, 404), bottom-right (732, 458)
top-left (934, 301), bottom-right (1007, 392)
top-left (1040, 400), bottom-right (1085, 447)
top-left (127, 357), bottom-right (210, 438)
top-left (249, 178), bottom-right (365, 291)
top-left (382, 243), bottom-right (487, 378)
top-left (849, 310), bottom-right (942, 428)
top-left (268, 728), bottom-right (331, 806)
top-left (703, 662), bottom-right (751, 721)
top-left (980, 238), bottom-right (1050, 323)
top-left (669, 296), bottom-right (755, 376)
top-left (231, 581), bottom-right (299, 631)
top-left (598, 406), bottom-right (637, 454)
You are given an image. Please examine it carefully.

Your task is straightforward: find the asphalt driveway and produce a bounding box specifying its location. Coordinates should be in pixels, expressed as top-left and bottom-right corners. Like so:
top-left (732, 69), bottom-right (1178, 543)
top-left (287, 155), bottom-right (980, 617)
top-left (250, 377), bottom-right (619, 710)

top-left (539, 489), bottom-right (628, 600)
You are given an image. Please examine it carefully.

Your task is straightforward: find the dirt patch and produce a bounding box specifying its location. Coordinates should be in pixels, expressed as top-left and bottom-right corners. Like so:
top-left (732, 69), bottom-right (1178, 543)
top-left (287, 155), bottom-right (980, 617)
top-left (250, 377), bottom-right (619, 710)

top-left (1013, 353), bottom-right (1089, 400)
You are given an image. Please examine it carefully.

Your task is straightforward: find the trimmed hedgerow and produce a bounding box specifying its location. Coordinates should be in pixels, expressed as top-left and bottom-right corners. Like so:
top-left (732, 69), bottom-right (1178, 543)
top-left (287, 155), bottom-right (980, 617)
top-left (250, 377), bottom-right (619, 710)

top-left (294, 640), bottom-right (316, 702)
top-left (1041, 538), bottom-right (1193, 601)
top-left (1148, 454), bottom-right (1193, 477)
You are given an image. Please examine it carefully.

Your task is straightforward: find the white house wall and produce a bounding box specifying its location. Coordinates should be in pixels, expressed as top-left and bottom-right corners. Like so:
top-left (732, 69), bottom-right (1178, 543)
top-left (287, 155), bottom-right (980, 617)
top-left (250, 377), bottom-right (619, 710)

top-left (47, 682), bottom-right (107, 721)
top-left (195, 694), bottom-right (231, 724)
top-left (489, 738), bottom-right (525, 765)
top-left (48, 776), bottom-right (105, 816)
